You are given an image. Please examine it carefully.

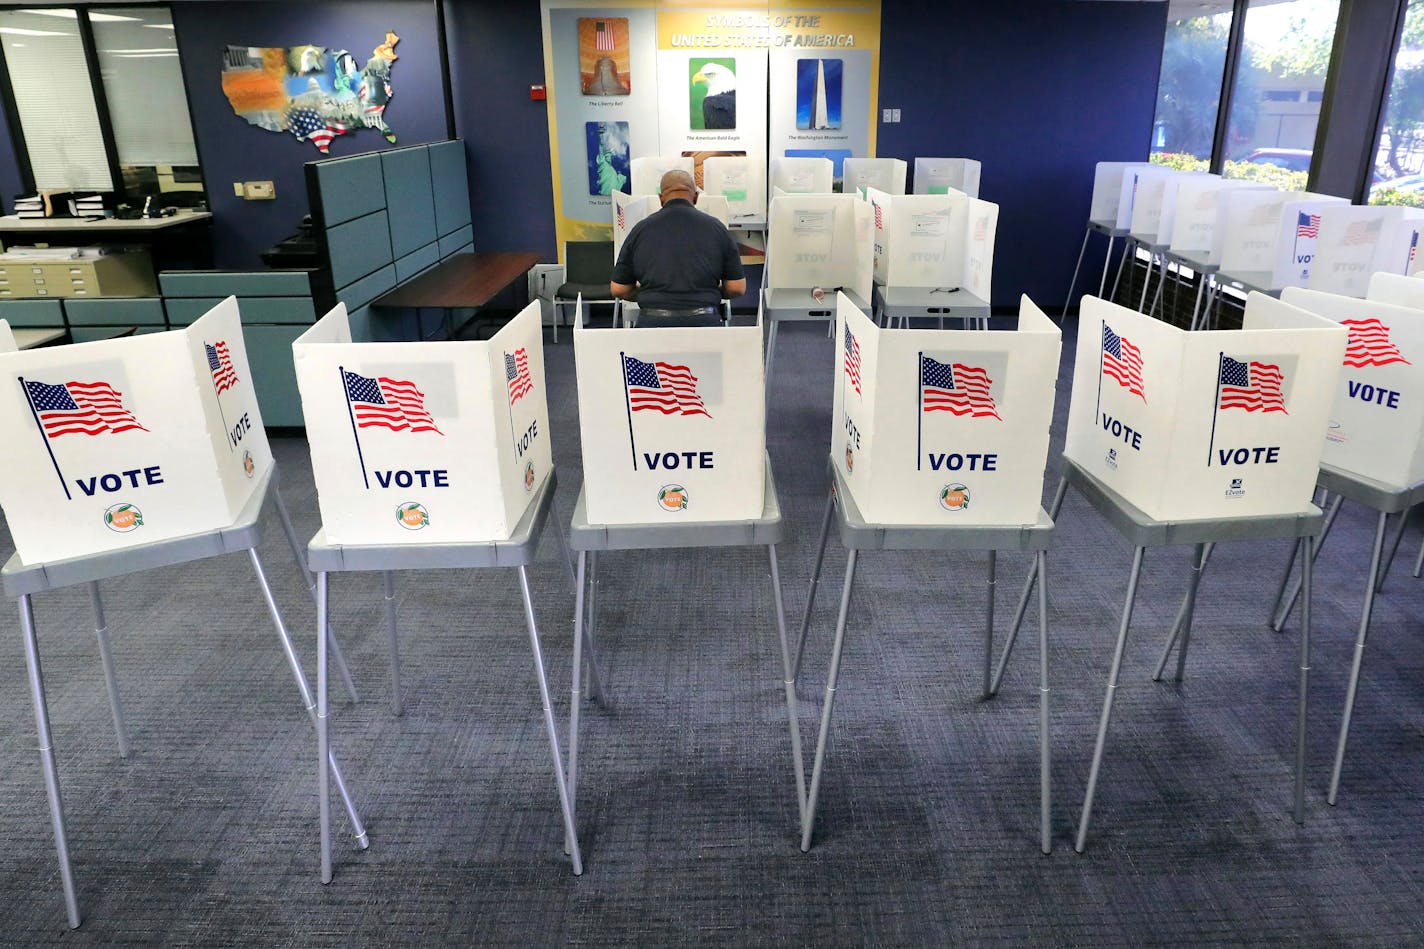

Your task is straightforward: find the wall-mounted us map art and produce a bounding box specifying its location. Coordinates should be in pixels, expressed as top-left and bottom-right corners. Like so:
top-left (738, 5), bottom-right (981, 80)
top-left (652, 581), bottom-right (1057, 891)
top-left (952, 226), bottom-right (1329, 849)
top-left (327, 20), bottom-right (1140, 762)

top-left (221, 31), bottom-right (400, 154)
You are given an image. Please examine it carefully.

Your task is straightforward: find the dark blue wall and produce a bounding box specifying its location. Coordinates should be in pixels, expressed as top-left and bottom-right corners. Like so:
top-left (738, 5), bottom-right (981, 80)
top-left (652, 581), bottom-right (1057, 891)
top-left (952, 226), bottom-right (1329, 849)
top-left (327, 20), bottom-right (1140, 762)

top-left (0, 102), bottom-right (21, 214)
top-left (876, 0), bottom-right (1166, 309)
top-left (172, 0), bottom-right (449, 266)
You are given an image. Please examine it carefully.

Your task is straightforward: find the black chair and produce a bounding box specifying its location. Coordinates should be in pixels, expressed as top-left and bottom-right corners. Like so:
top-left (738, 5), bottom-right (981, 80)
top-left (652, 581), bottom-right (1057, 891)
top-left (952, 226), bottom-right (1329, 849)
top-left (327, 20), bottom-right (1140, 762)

top-left (553, 240), bottom-right (619, 341)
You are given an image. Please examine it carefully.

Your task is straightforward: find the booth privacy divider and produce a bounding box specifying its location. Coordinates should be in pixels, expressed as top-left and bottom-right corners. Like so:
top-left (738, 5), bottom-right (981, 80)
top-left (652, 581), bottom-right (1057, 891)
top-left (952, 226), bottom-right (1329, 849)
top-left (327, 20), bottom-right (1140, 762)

top-left (0, 318), bottom-right (13, 352)
top-left (630, 155), bottom-right (695, 196)
top-left (843, 157), bottom-right (907, 197)
top-left (831, 293), bottom-right (1060, 525)
top-left (866, 188), bottom-right (998, 302)
top-left (293, 301), bottom-right (551, 545)
top-left (1305, 206), bottom-right (1424, 299)
top-left (1064, 294), bottom-right (1346, 522)
top-left (913, 158), bottom-right (980, 198)
top-left (765, 193), bottom-right (874, 302)
top-left (0, 297), bottom-right (272, 564)
top-left (612, 191), bottom-right (657, 262)
top-left (703, 154), bottom-right (766, 224)
top-left (1168, 177), bottom-right (1272, 262)
top-left (572, 298), bottom-right (765, 525)
top-left (769, 156), bottom-right (834, 199)
top-left (1216, 189), bottom-right (1349, 290)
top-left (1367, 270), bottom-right (1424, 310)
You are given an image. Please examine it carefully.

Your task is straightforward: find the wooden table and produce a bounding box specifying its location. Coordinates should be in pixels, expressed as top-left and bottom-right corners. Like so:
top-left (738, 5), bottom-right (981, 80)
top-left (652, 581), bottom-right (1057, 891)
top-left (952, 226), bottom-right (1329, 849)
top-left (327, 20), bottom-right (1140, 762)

top-left (0, 210), bottom-right (214, 270)
top-left (370, 251), bottom-right (541, 310)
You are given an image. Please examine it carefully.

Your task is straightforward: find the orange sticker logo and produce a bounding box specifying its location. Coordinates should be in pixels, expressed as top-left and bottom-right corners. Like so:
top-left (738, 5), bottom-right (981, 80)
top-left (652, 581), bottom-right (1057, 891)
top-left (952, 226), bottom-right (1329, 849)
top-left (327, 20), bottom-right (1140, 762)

top-left (657, 484), bottom-right (688, 512)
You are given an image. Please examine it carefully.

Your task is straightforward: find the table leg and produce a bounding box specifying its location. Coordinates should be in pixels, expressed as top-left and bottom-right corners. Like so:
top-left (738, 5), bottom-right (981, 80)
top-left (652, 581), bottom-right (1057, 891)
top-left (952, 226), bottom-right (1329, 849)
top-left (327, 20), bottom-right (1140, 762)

top-left (518, 566), bottom-right (583, 875)
top-left (566, 551), bottom-right (587, 858)
top-left (1272, 493), bottom-right (1344, 632)
top-left (990, 477), bottom-right (1069, 697)
top-left (768, 545), bottom-right (808, 825)
top-left (247, 549), bottom-right (368, 851)
top-left (1075, 546), bottom-right (1145, 854)
top-left (983, 551), bottom-right (997, 699)
top-left (1295, 535), bottom-right (1312, 824)
top-left (1328, 510), bottom-right (1389, 806)
top-left (89, 582), bottom-right (130, 758)
top-left (317, 572), bottom-right (332, 883)
top-left (1037, 550), bottom-right (1052, 854)
top-left (1062, 227), bottom-right (1092, 320)
top-left (794, 489), bottom-right (836, 682)
top-left (801, 550), bottom-right (858, 852)
top-left (19, 594), bottom-right (81, 929)
top-left (383, 572), bottom-right (402, 716)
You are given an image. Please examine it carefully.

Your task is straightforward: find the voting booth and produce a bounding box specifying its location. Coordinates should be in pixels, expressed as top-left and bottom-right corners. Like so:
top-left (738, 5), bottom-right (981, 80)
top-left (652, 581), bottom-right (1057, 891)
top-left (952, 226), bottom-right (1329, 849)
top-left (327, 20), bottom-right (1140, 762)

top-left (1306, 206), bottom-right (1424, 298)
top-left (1063, 294), bottom-right (1346, 522)
top-left (1090, 161), bottom-right (1151, 229)
top-left (913, 157), bottom-right (980, 198)
top-left (765, 193), bottom-right (874, 301)
top-left (1367, 270), bottom-right (1424, 310)
top-left (867, 189), bottom-right (998, 301)
top-left (292, 300), bottom-right (551, 545)
top-left (0, 297), bottom-right (272, 565)
top-left (1128, 167), bottom-right (1201, 245)
top-left (769, 156), bottom-right (834, 198)
top-left (843, 157), bottom-right (907, 196)
top-left (703, 155), bottom-right (766, 224)
top-left (694, 192), bottom-right (732, 228)
top-left (572, 299), bottom-right (765, 525)
top-left (831, 292), bottom-right (1059, 525)
top-left (612, 191), bottom-right (658, 262)
top-left (1279, 287), bottom-right (1424, 490)
top-left (630, 155), bottom-right (694, 196)
top-left (1216, 189), bottom-right (1349, 290)
top-left (1167, 177), bottom-right (1272, 261)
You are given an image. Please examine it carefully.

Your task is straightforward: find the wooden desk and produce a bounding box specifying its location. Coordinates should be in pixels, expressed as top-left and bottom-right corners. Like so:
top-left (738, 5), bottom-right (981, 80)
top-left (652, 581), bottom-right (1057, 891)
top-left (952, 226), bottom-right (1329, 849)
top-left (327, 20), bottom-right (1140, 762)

top-left (0, 210), bottom-right (212, 234)
top-left (370, 251), bottom-right (541, 310)
top-left (13, 327), bottom-right (67, 349)
top-left (0, 210), bottom-right (214, 270)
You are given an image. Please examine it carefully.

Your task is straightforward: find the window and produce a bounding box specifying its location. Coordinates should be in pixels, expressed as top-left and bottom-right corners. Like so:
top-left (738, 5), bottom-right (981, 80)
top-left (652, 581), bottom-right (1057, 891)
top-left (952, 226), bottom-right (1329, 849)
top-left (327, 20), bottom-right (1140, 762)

top-left (1221, 0), bottom-right (1342, 189)
top-left (1149, 10), bottom-right (1233, 170)
top-left (0, 5), bottom-right (201, 206)
top-left (1370, 0), bottom-right (1424, 207)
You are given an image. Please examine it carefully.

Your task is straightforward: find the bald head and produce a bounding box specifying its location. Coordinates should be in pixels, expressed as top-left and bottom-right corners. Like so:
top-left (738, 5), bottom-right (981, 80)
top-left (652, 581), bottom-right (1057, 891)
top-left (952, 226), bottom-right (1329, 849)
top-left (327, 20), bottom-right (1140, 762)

top-left (659, 170), bottom-right (697, 206)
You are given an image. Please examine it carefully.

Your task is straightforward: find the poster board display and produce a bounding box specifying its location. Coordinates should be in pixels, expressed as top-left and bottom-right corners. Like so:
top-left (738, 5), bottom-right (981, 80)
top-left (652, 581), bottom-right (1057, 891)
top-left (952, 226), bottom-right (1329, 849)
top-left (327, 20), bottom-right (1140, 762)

top-left (572, 297), bottom-right (765, 525)
top-left (0, 297), bottom-right (272, 564)
top-left (769, 156), bottom-right (833, 197)
top-left (913, 157), bottom-right (979, 198)
top-left (0, 319), bottom-right (14, 352)
top-left (1306, 206), bottom-right (1424, 299)
top-left (843, 157), bottom-right (906, 196)
top-left (1366, 271), bottom-right (1424, 310)
top-left (830, 292), bottom-right (1059, 525)
top-left (765, 193), bottom-right (874, 302)
top-left (654, 13), bottom-right (768, 162)
top-left (1281, 287), bottom-right (1424, 490)
top-left (292, 301), bottom-right (552, 545)
top-left (630, 155), bottom-right (695, 196)
top-left (1167, 176), bottom-right (1270, 259)
top-left (1063, 294), bottom-right (1346, 521)
top-left (703, 154), bottom-right (766, 224)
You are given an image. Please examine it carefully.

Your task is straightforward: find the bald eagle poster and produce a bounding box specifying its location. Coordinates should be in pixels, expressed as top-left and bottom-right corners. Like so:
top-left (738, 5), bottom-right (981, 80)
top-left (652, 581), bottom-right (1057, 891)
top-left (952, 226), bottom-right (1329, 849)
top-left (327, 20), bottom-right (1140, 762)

top-left (689, 58), bottom-right (736, 130)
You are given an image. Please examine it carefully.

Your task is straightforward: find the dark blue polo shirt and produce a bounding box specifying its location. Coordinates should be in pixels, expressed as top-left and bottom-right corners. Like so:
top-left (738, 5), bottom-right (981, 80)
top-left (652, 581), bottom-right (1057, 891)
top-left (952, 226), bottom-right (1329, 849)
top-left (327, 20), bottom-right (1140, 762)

top-left (610, 199), bottom-right (744, 309)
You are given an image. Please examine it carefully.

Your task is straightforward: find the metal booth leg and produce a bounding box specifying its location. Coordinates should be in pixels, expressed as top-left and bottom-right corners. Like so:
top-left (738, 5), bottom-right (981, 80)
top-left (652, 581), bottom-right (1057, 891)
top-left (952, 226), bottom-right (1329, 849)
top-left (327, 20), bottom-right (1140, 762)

top-left (794, 488), bottom-right (837, 681)
top-left (983, 551), bottom-right (997, 699)
top-left (1272, 493), bottom-right (1344, 631)
top-left (1110, 238), bottom-right (1132, 301)
top-left (801, 549), bottom-right (859, 852)
top-left (566, 551), bottom-right (587, 857)
top-left (272, 479), bottom-right (360, 705)
top-left (1099, 235), bottom-right (1115, 297)
top-left (89, 582), bottom-right (130, 758)
top-left (1328, 510), bottom-right (1390, 806)
top-left (517, 566), bottom-right (583, 875)
top-left (247, 549), bottom-right (369, 852)
top-left (383, 572), bottom-right (402, 715)
top-left (316, 572), bottom-right (332, 883)
top-left (1375, 504), bottom-right (1413, 593)
top-left (1075, 546), bottom-right (1146, 854)
top-left (1295, 535), bottom-right (1312, 824)
top-left (1062, 226), bottom-right (1092, 320)
top-left (1148, 256), bottom-right (1169, 318)
top-left (1413, 530), bottom-right (1424, 579)
top-left (1187, 276), bottom-right (1208, 331)
top-left (769, 544), bottom-right (808, 825)
top-left (1151, 542), bottom-right (1209, 683)
top-left (990, 476), bottom-right (1069, 697)
top-left (19, 594), bottom-right (82, 929)
top-left (1036, 550), bottom-right (1052, 854)
top-left (582, 550), bottom-right (608, 703)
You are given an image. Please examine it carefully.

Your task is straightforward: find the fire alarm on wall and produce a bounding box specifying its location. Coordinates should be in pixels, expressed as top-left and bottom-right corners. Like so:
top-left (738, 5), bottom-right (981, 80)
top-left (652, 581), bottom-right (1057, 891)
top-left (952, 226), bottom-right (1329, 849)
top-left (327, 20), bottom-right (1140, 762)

top-left (530, 84), bottom-right (547, 101)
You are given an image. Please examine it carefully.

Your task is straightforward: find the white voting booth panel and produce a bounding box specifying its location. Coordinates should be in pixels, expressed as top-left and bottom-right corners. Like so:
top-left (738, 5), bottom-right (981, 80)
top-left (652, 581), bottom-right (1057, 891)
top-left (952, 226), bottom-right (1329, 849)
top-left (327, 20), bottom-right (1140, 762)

top-left (843, 158), bottom-right (907, 196)
top-left (703, 155), bottom-right (766, 223)
top-left (831, 293), bottom-right (1059, 525)
top-left (0, 297), bottom-right (272, 564)
top-left (630, 156), bottom-right (694, 196)
top-left (612, 191), bottom-right (658, 262)
top-left (965, 197), bottom-right (998, 303)
top-left (1281, 287), bottom-right (1424, 490)
top-left (292, 301), bottom-right (551, 545)
top-left (695, 193), bottom-right (732, 228)
top-left (1367, 271), bottom-right (1424, 310)
top-left (866, 188), bottom-right (997, 299)
top-left (1108, 162), bottom-right (1157, 230)
top-left (1306, 206), bottom-right (1424, 298)
top-left (1168, 177), bottom-right (1271, 258)
top-left (1216, 190), bottom-right (1349, 288)
top-left (0, 319), bottom-right (14, 352)
top-left (1128, 167), bottom-right (1200, 243)
top-left (572, 299), bottom-right (765, 525)
top-left (769, 156), bottom-right (834, 198)
top-left (913, 158), bottom-right (980, 198)
top-left (1064, 294), bottom-right (1345, 522)
top-left (1089, 161), bottom-right (1150, 225)
top-left (765, 194), bottom-right (874, 302)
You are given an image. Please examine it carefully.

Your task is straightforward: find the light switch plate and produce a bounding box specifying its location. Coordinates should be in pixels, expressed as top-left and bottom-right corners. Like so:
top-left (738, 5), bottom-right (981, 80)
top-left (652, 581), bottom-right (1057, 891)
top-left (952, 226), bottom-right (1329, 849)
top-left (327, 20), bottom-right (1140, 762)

top-left (243, 181), bottom-right (276, 200)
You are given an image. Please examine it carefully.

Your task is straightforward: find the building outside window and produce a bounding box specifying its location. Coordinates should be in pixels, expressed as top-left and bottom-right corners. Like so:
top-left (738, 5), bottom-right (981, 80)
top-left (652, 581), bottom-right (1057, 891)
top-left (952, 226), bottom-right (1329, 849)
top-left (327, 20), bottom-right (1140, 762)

top-left (1370, 0), bottom-right (1424, 207)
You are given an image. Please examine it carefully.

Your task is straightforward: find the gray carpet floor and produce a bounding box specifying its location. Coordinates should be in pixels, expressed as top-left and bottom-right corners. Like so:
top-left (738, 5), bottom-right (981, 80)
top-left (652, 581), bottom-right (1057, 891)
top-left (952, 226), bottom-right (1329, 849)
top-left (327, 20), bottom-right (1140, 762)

top-left (1, 317), bottom-right (1422, 946)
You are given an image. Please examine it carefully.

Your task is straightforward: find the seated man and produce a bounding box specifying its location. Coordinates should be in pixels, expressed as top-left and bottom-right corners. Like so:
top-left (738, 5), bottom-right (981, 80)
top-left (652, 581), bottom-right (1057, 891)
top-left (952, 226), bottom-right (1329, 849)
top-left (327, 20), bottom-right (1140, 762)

top-left (610, 170), bottom-right (746, 327)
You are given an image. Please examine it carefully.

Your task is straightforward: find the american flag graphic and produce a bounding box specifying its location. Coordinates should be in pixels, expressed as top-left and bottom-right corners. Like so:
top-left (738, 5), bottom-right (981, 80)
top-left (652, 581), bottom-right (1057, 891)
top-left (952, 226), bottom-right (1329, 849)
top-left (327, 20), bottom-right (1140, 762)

top-left (1249, 201), bottom-right (1280, 226)
top-left (844, 326), bottom-right (863, 395)
top-left (974, 216), bottom-right (988, 241)
top-left (343, 370), bottom-right (443, 433)
top-left (873, 202), bottom-right (883, 230)
top-left (616, 203), bottom-right (626, 230)
top-left (595, 19), bottom-right (615, 51)
top-left (623, 356), bottom-right (709, 417)
top-left (1410, 231), bottom-right (1419, 264)
top-left (1341, 318), bottom-right (1410, 367)
top-left (24, 380), bottom-right (147, 438)
top-left (506, 348), bottom-right (534, 404)
top-left (206, 341), bottom-right (239, 395)
top-left (1342, 218), bottom-right (1383, 246)
top-left (921, 356), bottom-right (1000, 419)
top-left (1218, 355), bottom-right (1287, 413)
top-left (289, 108), bottom-right (346, 153)
top-left (1296, 212), bottom-right (1321, 239)
top-left (1101, 323), bottom-right (1145, 401)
